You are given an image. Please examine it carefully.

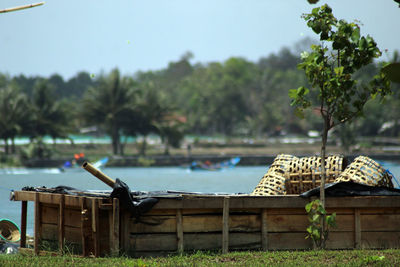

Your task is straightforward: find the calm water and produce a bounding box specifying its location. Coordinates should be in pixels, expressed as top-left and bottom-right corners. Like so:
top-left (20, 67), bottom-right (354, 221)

top-left (1, 163), bottom-right (399, 236)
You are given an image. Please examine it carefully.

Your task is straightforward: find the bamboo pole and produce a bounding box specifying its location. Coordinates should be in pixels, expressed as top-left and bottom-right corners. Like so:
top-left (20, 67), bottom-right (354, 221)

top-left (222, 197), bottom-right (230, 254)
top-left (0, 2), bottom-right (45, 14)
top-left (82, 161), bottom-right (116, 188)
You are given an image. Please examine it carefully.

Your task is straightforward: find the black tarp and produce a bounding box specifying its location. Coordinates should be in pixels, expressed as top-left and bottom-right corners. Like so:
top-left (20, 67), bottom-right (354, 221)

top-left (300, 181), bottom-right (400, 197)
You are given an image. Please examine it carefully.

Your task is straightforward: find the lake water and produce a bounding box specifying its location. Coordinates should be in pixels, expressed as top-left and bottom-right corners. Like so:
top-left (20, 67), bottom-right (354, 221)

top-left (1, 163), bottom-right (399, 236)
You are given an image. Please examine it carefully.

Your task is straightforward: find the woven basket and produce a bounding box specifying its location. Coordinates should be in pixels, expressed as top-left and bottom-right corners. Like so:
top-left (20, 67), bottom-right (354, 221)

top-left (251, 154), bottom-right (299, 196)
top-left (335, 156), bottom-right (394, 188)
top-left (251, 154), bottom-right (346, 196)
top-left (285, 155), bottom-right (346, 194)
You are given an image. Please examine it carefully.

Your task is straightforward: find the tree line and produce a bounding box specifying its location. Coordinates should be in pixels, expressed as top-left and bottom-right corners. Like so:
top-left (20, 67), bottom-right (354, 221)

top-left (1, 40), bottom-right (399, 156)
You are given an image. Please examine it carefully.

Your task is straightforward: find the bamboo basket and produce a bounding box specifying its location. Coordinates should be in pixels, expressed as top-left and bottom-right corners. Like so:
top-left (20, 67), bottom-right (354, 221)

top-left (251, 154), bottom-right (299, 196)
top-left (285, 155), bottom-right (346, 194)
top-left (251, 154), bottom-right (346, 196)
top-left (335, 156), bottom-right (394, 188)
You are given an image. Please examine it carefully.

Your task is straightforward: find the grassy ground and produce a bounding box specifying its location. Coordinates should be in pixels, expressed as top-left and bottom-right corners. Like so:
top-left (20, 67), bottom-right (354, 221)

top-left (1, 249), bottom-right (399, 266)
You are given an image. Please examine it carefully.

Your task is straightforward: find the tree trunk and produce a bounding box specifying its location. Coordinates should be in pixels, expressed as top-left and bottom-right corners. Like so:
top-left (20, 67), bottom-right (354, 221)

top-left (4, 138), bottom-right (9, 155)
top-left (11, 137), bottom-right (16, 154)
top-left (320, 117), bottom-right (329, 249)
top-left (140, 136), bottom-right (147, 156)
top-left (164, 138), bottom-right (170, 155)
top-left (111, 126), bottom-right (121, 155)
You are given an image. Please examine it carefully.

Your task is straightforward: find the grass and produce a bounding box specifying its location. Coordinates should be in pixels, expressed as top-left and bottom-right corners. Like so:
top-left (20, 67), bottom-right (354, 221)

top-left (1, 250), bottom-right (400, 266)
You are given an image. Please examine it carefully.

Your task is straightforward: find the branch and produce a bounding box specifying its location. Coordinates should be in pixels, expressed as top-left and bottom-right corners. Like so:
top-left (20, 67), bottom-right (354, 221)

top-left (0, 2), bottom-right (44, 14)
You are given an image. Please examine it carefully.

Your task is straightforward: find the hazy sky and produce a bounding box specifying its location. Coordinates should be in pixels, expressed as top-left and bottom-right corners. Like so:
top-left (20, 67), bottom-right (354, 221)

top-left (1, 0), bottom-right (399, 79)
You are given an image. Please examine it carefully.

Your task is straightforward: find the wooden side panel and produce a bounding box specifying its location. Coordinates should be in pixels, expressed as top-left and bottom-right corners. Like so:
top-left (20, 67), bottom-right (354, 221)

top-left (361, 214), bottom-right (400, 231)
top-left (40, 205), bottom-right (81, 228)
top-left (361, 232), bottom-right (400, 249)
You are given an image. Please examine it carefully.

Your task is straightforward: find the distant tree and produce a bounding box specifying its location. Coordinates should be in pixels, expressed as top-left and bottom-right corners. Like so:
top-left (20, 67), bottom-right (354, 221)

top-left (29, 79), bottom-right (70, 144)
top-left (0, 86), bottom-right (31, 154)
top-left (289, 4), bottom-right (391, 248)
top-left (82, 68), bottom-right (137, 155)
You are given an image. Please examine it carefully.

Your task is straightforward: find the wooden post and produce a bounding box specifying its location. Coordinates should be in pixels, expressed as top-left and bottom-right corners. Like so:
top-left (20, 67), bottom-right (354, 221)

top-left (92, 198), bottom-right (100, 257)
top-left (111, 198), bottom-right (120, 256)
top-left (261, 208), bottom-right (268, 251)
top-left (176, 209), bottom-right (184, 254)
top-left (34, 192), bottom-right (40, 255)
top-left (80, 197), bottom-right (88, 256)
top-left (121, 211), bottom-right (130, 256)
top-left (58, 194), bottom-right (65, 254)
top-left (222, 197), bottom-right (230, 254)
top-left (354, 208), bottom-right (361, 249)
top-left (20, 201), bottom-right (27, 248)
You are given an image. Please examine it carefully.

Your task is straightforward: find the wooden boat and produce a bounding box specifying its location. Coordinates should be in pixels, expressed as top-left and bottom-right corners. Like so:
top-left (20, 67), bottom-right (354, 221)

top-left (10, 160), bottom-right (400, 257)
top-left (11, 190), bottom-right (400, 257)
top-left (189, 157), bottom-right (241, 171)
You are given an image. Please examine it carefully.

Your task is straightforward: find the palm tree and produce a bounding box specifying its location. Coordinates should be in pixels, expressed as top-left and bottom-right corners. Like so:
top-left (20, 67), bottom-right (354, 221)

top-left (0, 86), bottom-right (32, 154)
top-left (81, 68), bottom-right (137, 155)
top-left (29, 80), bottom-right (70, 144)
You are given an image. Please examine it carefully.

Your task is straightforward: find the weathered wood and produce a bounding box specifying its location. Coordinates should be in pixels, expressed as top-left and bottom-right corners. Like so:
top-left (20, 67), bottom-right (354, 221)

top-left (261, 209), bottom-right (268, 251)
top-left (20, 201), bottom-right (27, 248)
top-left (58, 194), bottom-right (65, 253)
top-left (176, 209), bottom-right (184, 253)
top-left (354, 209), bottom-right (361, 249)
top-left (34, 192), bottom-right (40, 255)
top-left (13, 191), bottom-right (104, 208)
top-left (41, 205), bottom-right (82, 228)
top-left (80, 197), bottom-right (88, 256)
top-left (12, 191), bottom-right (400, 256)
top-left (361, 232), bottom-right (400, 249)
top-left (111, 198), bottom-right (120, 256)
top-left (92, 198), bottom-right (100, 257)
top-left (13, 191), bottom-right (400, 209)
top-left (222, 197), bottom-right (230, 254)
top-left (41, 224), bottom-right (81, 244)
top-left (129, 213), bottom-right (357, 234)
top-left (360, 214), bottom-right (400, 231)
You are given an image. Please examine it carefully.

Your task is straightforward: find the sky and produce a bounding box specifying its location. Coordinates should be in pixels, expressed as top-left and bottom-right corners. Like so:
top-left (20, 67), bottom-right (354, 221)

top-left (1, 0), bottom-right (399, 80)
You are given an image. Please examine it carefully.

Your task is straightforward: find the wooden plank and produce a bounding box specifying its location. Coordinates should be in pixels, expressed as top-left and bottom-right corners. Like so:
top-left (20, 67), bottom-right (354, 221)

top-left (12, 191), bottom-right (400, 209)
top-left (20, 201), bottom-right (27, 248)
top-left (261, 209), bottom-right (268, 251)
top-left (129, 213), bottom-right (354, 234)
top-left (354, 209), bottom-right (361, 249)
top-left (361, 214), bottom-right (400, 231)
top-left (359, 207), bottom-right (400, 215)
top-left (362, 232), bottom-right (400, 249)
top-left (58, 194), bottom-right (65, 253)
top-left (176, 209), bottom-right (184, 254)
top-left (41, 224), bottom-right (81, 243)
top-left (326, 232), bottom-right (355, 249)
top-left (80, 197), bottom-right (87, 256)
top-left (40, 205), bottom-right (82, 228)
top-left (222, 197), bottom-right (229, 254)
top-left (34, 192), bottom-right (40, 255)
top-left (111, 198), bottom-right (120, 256)
top-left (92, 198), bottom-right (100, 257)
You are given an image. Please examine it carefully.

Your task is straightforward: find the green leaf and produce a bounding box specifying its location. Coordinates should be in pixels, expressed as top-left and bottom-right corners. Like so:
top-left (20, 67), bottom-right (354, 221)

top-left (351, 27), bottom-right (360, 43)
top-left (334, 67), bottom-right (344, 76)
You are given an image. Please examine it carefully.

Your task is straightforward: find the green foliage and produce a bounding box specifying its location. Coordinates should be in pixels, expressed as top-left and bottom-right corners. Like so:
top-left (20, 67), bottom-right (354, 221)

top-left (81, 68), bottom-right (138, 155)
top-left (305, 199), bottom-right (337, 249)
top-left (292, 4), bottom-right (391, 129)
